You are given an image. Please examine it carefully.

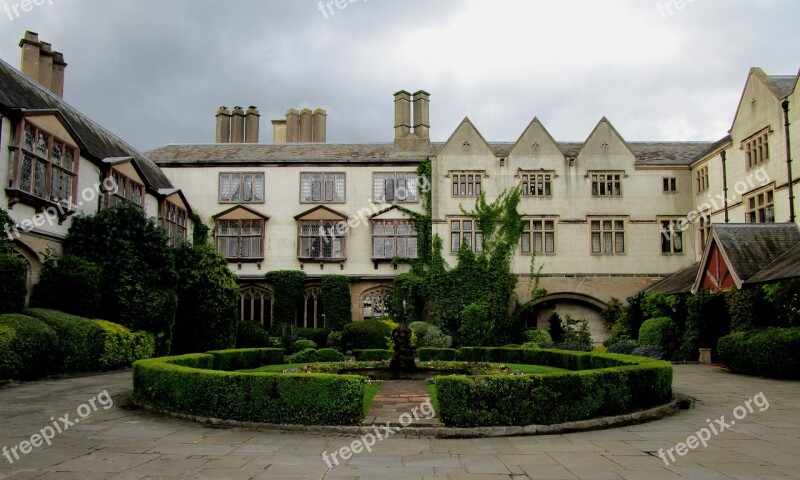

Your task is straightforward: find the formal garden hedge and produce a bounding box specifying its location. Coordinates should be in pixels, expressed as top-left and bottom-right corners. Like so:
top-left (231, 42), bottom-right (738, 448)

top-left (718, 328), bottom-right (800, 380)
top-left (132, 348), bottom-right (365, 425)
top-left (352, 349), bottom-right (393, 361)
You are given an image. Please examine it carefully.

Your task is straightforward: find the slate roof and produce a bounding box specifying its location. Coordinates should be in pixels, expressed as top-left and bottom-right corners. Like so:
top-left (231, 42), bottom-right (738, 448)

top-left (0, 57), bottom-right (173, 192)
top-left (148, 141), bottom-right (716, 168)
top-left (646, 262), bottom-right (700, 295)
top-left (746, 241), bottom-right (800, 284)
top-left (711, 224), bottom-right (800, 284)
top-left (764, 75), bottom-right (797, 100)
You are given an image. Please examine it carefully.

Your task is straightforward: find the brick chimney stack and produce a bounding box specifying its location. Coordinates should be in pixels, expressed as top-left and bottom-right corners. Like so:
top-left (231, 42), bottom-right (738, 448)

top-left (19, 31), bottom-right (67, 98)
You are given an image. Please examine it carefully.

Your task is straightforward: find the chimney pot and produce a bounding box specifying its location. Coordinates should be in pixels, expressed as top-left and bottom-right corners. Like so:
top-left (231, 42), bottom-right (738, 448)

top-left (312, 108), bottom-right (327, 143)
top-left (245, 106), bottom-right (260, 143)
top-left (231, 106), bottom-right (246, 143)
top-left (18, 32), bottom-right (67, 98)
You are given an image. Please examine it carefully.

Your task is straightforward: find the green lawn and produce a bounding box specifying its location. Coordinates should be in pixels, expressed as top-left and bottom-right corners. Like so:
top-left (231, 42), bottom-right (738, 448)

top-left (426, 383), bottom-right (439, 415)
top-left (363, 382), bottom-right (380, 414)
top-left (502, 363), bottom-right (569, 374)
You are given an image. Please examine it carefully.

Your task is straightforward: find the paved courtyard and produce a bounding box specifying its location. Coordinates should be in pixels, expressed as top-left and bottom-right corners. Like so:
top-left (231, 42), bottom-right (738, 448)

top-left (0, 364), bottom-right (799, 479)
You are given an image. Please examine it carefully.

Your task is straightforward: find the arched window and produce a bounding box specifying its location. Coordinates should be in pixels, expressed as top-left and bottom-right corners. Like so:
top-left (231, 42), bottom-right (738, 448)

top-left (240, 286), bottom-right (273, 327)
top-left (362, 287), bottom-right (393, 319)
top-left (298, 287), bottom-right (325, 328)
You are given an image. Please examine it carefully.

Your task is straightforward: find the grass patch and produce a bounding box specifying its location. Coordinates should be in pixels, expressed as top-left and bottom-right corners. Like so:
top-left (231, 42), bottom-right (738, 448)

top-left (363, 382), bottom-right (380, 414)
top-left (240, 363), bottom-right (314, 373)
top-left (426, 383), bottom-right (439, 415)
top-left (502, 363), bottom-right (569, 374)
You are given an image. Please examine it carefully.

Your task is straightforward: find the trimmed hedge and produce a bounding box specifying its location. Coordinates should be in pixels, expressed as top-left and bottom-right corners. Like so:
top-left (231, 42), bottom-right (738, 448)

top-left (292, 339), bottom-right (317, 353)
top-left (296, 328), bottom-right (331, 348)
top-left (418, 347), bottom-right (459, 361)
top-left (207, 348), bottom-right (285, 371)
top-left (236, 321), bottom-right (273, 348)
top-left (435, 348), bottom-right (673, 427)
top-left (317, 348), bottom-right (346, 362)
top-left (638, 317), bottom-right (676, 349)
top-left (343, 320), bottom-right (393, 350)
top-left (93, 320), bottom-right (156, 370)
top-left (718, 328), bottom-right (800, 379)
top-left (0, 254), bottom-right (27, 314)
top-left (0, 314), bottom-right (58, 380)
top-left (352, 349), bottom-right (393, 361)
top-left (25, 308), bottom-right (105, 373)
top-left (132, 349), bottom-right (365, 425)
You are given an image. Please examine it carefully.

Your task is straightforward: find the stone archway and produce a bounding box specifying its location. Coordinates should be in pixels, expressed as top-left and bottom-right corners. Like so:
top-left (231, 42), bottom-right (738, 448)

top-left (528, 292), bottom-right (610, 345)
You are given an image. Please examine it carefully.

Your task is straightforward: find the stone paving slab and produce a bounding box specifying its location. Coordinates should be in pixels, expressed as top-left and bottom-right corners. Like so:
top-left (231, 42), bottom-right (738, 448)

top-left (0, 365), bottom-right (799, 479)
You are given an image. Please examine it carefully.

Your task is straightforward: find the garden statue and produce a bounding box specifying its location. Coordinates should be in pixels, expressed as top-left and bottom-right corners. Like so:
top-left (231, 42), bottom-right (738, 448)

top-left (389, 322), bottom-right (416, 372)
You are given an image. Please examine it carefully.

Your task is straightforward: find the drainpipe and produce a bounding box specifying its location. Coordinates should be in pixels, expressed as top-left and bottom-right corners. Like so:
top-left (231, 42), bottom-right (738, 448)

top-left (721, 150), bottom-right (730, 223)
top-left (783, 99), bottom-right (795, 223)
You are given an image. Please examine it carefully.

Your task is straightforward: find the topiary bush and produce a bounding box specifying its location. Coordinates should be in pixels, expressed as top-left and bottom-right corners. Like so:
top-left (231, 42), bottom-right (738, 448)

top-left (638, 317), bottom-right (676, 349)
top-left (459, 301), bottom-right (492, 346)
top-left (343, 320), bottom-right (393, 350)
top-left (208, 348), bottom-right (284, 371)
top-left (320, 275), bottom-right (351, 331)
top-left (289, 348), bottom-right (319, 363)
top-left (316, 348), bottom-right (346, 362)
top-left (352, 349), bottom-right (393, 361)
top-left (236, 321), bottom-right (272, 348)
top-left (25, 308), bottom-right (105, 373)
top-left (418, 347), bottom-right (459, 361)
top-left (30, 254), bottom-right (101, 318)
top-left (296, 328), bottom-right (331, 348)
top-left (410, 321), bottom-right (452, 348)
top-left (93, 320), bottom-right (156, 370)
top-left (327, 331), bottom-right (343, 351)
top-left (292, 339), bottom-right (317, 353)
top-left (0, 253), bottom-right (27, 315)
top-left (523, 329), bottom-right (552, 346)
top-left (0, 314), bottom-right (58, 380)
top-left (718, 328), bottom-right (800, 379)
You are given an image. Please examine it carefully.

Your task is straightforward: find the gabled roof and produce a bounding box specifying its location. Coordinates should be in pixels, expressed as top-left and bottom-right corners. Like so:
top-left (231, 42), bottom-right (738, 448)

top-left (692, 223), bottom-right (800, 292)
top-left (212, 204), bottom-right (269, 220)
top-left (646, 262), bottom-right (700, 295)
top-left (507, 117), bottom-right (562, 157)
top-left (729, 68), bottom-right (797, 135)
top-left (439, 117), bottom-right (495, 157)
top-left (293, 205), bottom-right (348, 221)
top-left (747, 241), bottom-right (800, 284)
top-left (0, 57), bottom-right (173, 192)
top-left (576, 117), bottom-right (634, 158)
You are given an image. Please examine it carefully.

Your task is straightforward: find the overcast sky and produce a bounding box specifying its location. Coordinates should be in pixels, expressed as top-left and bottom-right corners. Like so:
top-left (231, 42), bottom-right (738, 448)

top-left (1, 0), bottom-right (797, 152)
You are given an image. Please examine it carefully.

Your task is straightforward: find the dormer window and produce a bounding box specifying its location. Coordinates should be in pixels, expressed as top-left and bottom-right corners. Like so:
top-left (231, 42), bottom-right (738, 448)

top-left (107, 170), bottom-right (144, 208)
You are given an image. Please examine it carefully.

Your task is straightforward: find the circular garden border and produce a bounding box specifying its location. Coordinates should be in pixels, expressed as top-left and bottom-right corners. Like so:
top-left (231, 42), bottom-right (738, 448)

top-left (131, 347), bottom-right (684, 437)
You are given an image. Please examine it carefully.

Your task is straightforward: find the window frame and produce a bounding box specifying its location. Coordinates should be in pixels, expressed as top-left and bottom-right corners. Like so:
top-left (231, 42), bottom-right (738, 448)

top-left (745, 188), bottom-right (775, 224)
top-left (373, 172), bottom-right (419, 203)
top-left (659, 218), bottom-right (685, 255)
top-left (215, 218), bottom-right (265, 261)
top-left (695, 166), bottom-right (709, 194)
top-left (662, 177), bottom-right (678, 193)
top-left (371, 219), bottom-right (419, 260)
top-left (449, 217), bottom-right (483, 253)
top-left (161, 200), bottom-right (188, 247)
top-left (450, 171), bottom-right (483, 197)
top-left (590, 218), bottom-right (626, 255)
top-left (743, 128), bottom-right (770, 170)
top-left (107, 169), bottom-right (145, 209)
top-left (297, 219), bottom-right (347, 261)
top-left (521, 217), bottom-right (557, 255)
top-left (218, 172), bottom-right (265, 204)
top-left (590, 171), bottom-right (623, 197)
top-left (300, 172), bottom-right (346, 204)
top-left (520, 171), bottom-right (554, 197)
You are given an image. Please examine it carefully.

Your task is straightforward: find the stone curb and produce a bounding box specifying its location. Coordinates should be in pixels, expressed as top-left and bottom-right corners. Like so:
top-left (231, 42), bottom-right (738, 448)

top-left (130, 394), bottom-right (693, 439)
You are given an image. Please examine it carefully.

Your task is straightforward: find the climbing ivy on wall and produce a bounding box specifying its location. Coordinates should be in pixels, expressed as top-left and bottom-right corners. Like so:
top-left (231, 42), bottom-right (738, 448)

top-left (265, 270), bottom-right (306, 326)
top-left (320, 275), bottom-right (351, 331)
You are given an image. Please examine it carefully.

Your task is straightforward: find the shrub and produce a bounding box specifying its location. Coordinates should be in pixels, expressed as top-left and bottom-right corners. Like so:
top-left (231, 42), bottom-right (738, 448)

top-left (327, 331), bottom-right (343, 351)
top-left (352, 349), bottom-right (392, 361)
top-left (93, 320), bottom-right (156, 370)
top-left (523, 329), bottom-right (552, 346)
top-left (343, 320), bottom-right (393, 350)
top-left (552, 343), bottom-right (592, 352)
top-left (278, 323), bottom-right (300, 352)
top-left (410, 321), bottom-right (452, 348)
top-left (208, 348), bottom-right (285, 371)
top-left (292, 339), bottom-right (317, 353)
top-left (607, 339), bottom-right (638, 355)
top-left (548, 312), bottom-right (564, 343)
top-left (418, 347), bottom-right (459, 361)
top-left (459, 301), bottom-right (491, 346)
top-left (763, 279), bottom-right (800, 327)
top-left (264, 271), bottom-right (306, 324)
top-left (718, 328), bottom-right (800, 379)
top-left (0, 324), bottom-right (20, 379)
top-left (25, 308), bottom-right (105, 373)
top-left (173, 242), bottom-right (239, 354)
top-left (638, 317), bottom-right (676, 349)
top-left (631, 346), bottom-right (664, 359)
top-left (562, 315), bottom-right (593, 347)
top-left (320, 275), bottom-right (351, 331)
top-left (521, 342), bottom-right (542, 350)
top-left (296, 328), bottom-right (331, 348)
top-left (236, 321), bottom-right (272, 348)
top-left (30, 254), bottom-right (101, 318)
top-left (132, 353), bottom-right (365, 425)
top-left (0, 254), bottom-right (27, 314)
top-left (290, 348), bottom-right (319, 363)
top-left (0, 314), bottom-right (58, 380)
top-left (316, 348), bottom-right (345, 362)
top-left (678, 289), bottom-right (729, 361)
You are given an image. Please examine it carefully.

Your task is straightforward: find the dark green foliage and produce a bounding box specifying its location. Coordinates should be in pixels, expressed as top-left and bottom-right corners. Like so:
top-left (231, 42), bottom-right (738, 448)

top-left (607, 339), bottom-right (638, 354)
top-left (763, 280), bottom-right (800, 327)
top-left (641, 293), bottom-right (681, 320)
top-left (622, 292), bottom-right (648, 340)
top-left (392, 273), bottom-right (426, 322)
top-left (64, 203), bottom-right (176, 353)
top-left (292, 339), bottom-right (317, 353)
top-left (296, 328), bottom-right (331, 348)
top-left (207, 348), bottom-right (284, 371)
top-left (435, 350), bottom-right (672, 427)
top-left (0, 253), bottom-right (26, 314)
top-left (631, 346), bottom-right (664, 359)
top-left (562, 315), bottom-right (593, 347)
top-left (189, 212), bottom-right (210, 245)
top-left (132, 353), bottom-right (365, 425)
top-left (548, 312), bottom-right (564, 343)
top-left (409, 321), bottom-right (452, 347)
top-left (31, 254), bottom-right (101, 318)
top-left (342, 320), bottom-right (393, 350)
top-left (718, 328), bottom-right (800, 379)
top-left (172, 242), bottom-right (239, 354)
top-left (320, 275), bottom-right (351, 330)
top-left (316, 348), bottom-right (346, 362)
top-left (236, 321), bottom-right (272, 348)
top-left (459, 301), bottom-right (491, 346)
top-left (93, 319), bottom-right (156, 369)
top-left (638, 317), bottom-right (677, 349)
top-left (265, 270), bottom-right (306, 324)
top-left (352, 349), bottom-right (393, 361)
top-left (0, 314), bottom-right (58, 380)
top-left (418, 347), bottom-right (459, 361)
top-left (523, 329), bottom-right (552, 346)
top-left (600, 298), bottom-right (624, 332)
top-left (327, 331), bottom-right (343, 350)
top-left (678, 289), bottom-right (729, 361)
top-left (289, 348), bottom-right (319, 363)
top-left (278, 323), bottom-right (299, 352)
top-left (724, 287), bottom-right (773, 332)
top-left (24, 308), bottom-right (105, 373)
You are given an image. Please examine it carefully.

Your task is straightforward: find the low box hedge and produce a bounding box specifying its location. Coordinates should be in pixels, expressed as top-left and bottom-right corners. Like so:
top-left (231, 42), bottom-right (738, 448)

top-left (435, 348), bottom-right (672, 427)
top-left (343, 320), bottom-right (392, 350)
top-left (25, 308), bottom-right (106, 373)
top-left (418, 347), bottom-right (459, 361)
top-left (0, 314), bottom-right (58, 380)
top-left (132, 350), bottom-right (365, 425)
top-left (93, 320), bottom-right (156, 370)
top-left (208, 348), bottom-right (285, 371)
top-left (352, 349), bottom-right (392, 361)
top-left (718, 327), bottom-right (800, 379)
top-left (296, 328), bottom-right (331, 348)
